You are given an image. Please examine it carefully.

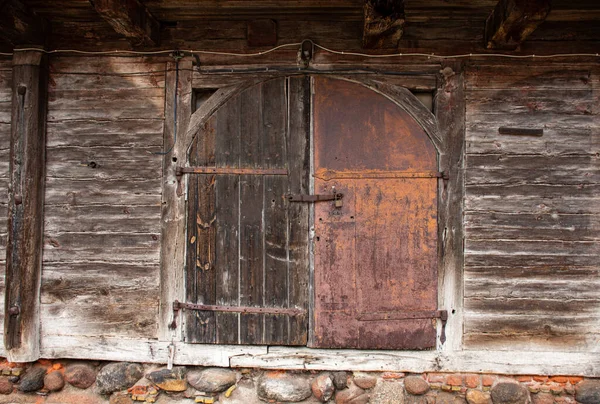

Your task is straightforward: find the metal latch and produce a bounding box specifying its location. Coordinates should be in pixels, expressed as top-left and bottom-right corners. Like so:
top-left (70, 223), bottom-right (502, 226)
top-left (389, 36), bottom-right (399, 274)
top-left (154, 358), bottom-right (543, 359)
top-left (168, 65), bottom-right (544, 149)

top-left (287, 193), bottom-right (343, 207)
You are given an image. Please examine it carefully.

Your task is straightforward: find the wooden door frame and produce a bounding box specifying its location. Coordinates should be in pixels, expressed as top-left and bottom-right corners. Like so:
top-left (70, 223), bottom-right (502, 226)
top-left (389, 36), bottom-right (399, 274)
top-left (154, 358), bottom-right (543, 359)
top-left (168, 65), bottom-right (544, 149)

top-left (159, 65), bottom-right (465, 356)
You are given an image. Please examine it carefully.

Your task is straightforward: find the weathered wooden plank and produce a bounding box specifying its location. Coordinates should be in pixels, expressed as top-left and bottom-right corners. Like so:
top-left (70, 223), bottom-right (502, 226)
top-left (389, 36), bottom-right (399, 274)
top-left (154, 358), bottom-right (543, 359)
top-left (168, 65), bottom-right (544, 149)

top-left (49, 57), bottom-right (167, 73)
top-left (43, 233), bottom-right (160, 263)
top-left (286, 76), bottom-right (310, 345)
top-left (465, 155), bottom-right (600, 185)
top-left (466, 65), bottom-right (597, 90)
top-left (465, 185), bottom-right (600, 214)
top-left (466, 253), bottom-right (599, 268)
top-left (239, 83), bottom-right (265, 345)
top-left (465, 212), bottom-right (600, 241)
top-left (484, 0), bottom-right (551, 50)
top-left (465, 265), bottom-right (600, 279)
top-left (466, 239), bottom-right (598, 257)
top-left (466, 89), bottom-right (598, 116)
top-left (40, 263), bottom-right (158, 339)
top-left (92, 0), bottom-right (160, 46)
top-left (362, 0), bottom-right (405, 49)
top-left (46, 119), bottom-right (164, 148)
top-left (46, 146), bottom-right (162, 180)
top-left (262, 78), bottom-right (288, 343)
top-left (49, 72), bottom-right (165, 91)
top-left (44, 178), bottom-right (161, 206)
top-left (465, 278), bottom-right (600, 300)
top-left (464, 333), bottom-right (600, 352)
top-left (187, 115), bottom-right (217, 343)
top-left (158, 59), bottom-right (192, 341)
top-left (214, 93), bottom-right (241, 344)
top-left (44, 204), bottom-right (161, 233)
top-left (465, 297), bottom-right (600, 316)
top-left (47, 88), bottom-right (165, 121)
top-left (465, 314), bottom-right (600, 334)
top-left (5, 50), bottom-right (47, 362)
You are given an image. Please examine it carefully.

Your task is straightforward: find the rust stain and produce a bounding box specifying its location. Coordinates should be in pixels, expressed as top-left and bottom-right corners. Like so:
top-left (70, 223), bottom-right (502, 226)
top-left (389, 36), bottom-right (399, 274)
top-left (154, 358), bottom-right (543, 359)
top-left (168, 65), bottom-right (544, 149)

top-left (312, 77), bottom-right (439, 350)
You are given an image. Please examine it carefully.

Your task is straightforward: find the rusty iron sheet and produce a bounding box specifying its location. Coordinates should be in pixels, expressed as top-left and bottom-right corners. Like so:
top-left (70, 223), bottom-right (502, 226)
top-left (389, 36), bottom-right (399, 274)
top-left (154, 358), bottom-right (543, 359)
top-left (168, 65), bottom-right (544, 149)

top-left (311, 77), bottom-right (439, 350)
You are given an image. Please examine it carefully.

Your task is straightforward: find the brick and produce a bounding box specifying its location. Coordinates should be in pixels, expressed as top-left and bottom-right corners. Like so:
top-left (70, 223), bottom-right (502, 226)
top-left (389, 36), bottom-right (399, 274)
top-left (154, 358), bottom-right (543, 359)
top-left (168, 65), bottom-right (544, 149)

top-left (382, 372), bottom-right (405, 380)
top-left (533, 376), bottom-right (549, 382)
top-left (516, 376), bottom-right (532, 382)
top-left (447, 374), bottom-right (463, 386)
top-left (482, 375), bottom-right (496, 387)
top-left (567, 377), bottom-right (583, 384)
top-left (427, 374), bottom-right (445, 384)
top-left (551, 376), bottom-right (569, 383)
top-left (441, 385), bottom-right (452, 392)
top-left (465, 374), bottom-right (480, 388)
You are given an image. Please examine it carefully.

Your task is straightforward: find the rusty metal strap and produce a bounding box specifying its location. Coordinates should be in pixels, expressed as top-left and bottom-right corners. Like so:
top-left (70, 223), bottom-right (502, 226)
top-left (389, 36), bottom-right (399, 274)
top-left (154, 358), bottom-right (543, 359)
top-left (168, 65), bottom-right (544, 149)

top-left (177, 167), bottom-right (288, 176)
top-left (173, 301), bottom-right (306, 316)
top-left (288, 193), bottom-right (343, 202)
top-left (315, 169), bottom-right (448, 181)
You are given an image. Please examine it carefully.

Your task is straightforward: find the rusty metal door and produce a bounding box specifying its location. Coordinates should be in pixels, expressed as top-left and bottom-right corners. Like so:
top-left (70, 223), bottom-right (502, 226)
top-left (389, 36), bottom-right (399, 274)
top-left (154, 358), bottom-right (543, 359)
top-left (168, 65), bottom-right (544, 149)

top-left (311, 77), bottom-right (439, 349)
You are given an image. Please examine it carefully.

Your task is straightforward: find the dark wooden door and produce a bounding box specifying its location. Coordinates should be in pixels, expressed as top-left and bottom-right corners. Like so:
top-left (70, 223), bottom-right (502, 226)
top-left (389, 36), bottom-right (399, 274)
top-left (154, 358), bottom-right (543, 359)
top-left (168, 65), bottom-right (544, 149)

top-left (311, 77), bottom-right (439, 349)
top-left (185, 77), bottom-right (310, 345)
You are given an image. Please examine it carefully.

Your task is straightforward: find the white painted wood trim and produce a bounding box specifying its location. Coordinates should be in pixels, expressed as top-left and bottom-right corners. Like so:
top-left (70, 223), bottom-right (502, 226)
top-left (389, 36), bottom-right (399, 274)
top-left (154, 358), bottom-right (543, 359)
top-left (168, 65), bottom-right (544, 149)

top-left (22, 336), bottom-right (600, 376)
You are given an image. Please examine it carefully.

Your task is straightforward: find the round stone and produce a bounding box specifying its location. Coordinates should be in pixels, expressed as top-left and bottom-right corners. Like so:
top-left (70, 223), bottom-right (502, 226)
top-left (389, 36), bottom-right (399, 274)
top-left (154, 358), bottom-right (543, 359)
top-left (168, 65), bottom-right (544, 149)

top-left (187, 367), bottom-right (236, 393)
top-left (146, 366), bottom-right (187, 392)
top-left (575, 380), bottom-right (600, 404)
top-left (65, 364), bottom-right (97, 389)
top-left (466, 389), bottom-right (492, 404)
top-left (257, 371), bottom-right (312, 402)
top-left (437, 392), bottom-right (467, 404)
top-left (18, 366), bottom-right (46, 392)
top-left (490, 382), bottom-right (529, 404)
top-left (44, 371), bottom-right (65, 391)
top-left (0, 378), bottom-right (13, 394)
top-left (404, 376), bottom-right (429, 395)
top-left (96, 362), bottom-right (144, 395)
top-left (371, 381), bottom-right (405, 404)
top-left (335, 384), bottom-right (367, 404)
top-left (353, 373), bottom-right (377, 390)
top-left (110, 391), bottom-right (134, 404)
top-left (332, 371), bottom-right (349, 390)
top-left (311, 373), bottom-right (334, 402)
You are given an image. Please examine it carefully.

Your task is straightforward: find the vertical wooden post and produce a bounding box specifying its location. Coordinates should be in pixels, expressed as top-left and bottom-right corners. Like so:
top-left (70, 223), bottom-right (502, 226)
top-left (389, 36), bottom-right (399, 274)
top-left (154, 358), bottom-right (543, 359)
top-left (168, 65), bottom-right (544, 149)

top-left (158, 58), bottom-right (192, 341)
top-left (435, 61), bottom-right (466, 353)
top-left (4, 49), bottom-right (47, 362)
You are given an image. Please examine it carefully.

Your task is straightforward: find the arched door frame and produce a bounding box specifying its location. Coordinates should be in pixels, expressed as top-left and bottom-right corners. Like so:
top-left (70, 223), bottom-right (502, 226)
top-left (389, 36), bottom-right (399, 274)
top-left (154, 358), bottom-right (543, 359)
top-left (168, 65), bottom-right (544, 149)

top-left (161, 69), bottom-right (465, 357)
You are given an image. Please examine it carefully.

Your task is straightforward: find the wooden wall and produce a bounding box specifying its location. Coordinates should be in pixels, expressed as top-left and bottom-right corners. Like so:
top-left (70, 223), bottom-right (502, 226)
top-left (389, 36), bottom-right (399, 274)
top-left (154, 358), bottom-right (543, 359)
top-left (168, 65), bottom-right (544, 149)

top-left (0, 59), bottom-right (11, 343)
top-left (463, 61), bottom-right (600, 351)
top-left (40, 57), bottom-right (165, 341)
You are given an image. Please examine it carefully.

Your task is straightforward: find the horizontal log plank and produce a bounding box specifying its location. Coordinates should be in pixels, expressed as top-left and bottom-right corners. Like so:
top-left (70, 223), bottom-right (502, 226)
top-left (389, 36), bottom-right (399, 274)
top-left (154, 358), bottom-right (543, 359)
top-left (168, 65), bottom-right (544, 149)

top-left (464, 333), bottom-right (600, 352)
top-left (465, 239), bottom-right (598, 256)
top-left (465, 212), bottom-right (600, 241)
top-left (45, 178), bottom-right (161, 206)
top-left (41, 263), bottom-right (159, 338)
top-left (464, 314), bottom-right (600, 334)
top-left (465, 278), bottom-right (600, 300)
top-left (466, 254), bottom-right (599, 268)
top-left (49, 57), bottom-right (167, 73)
top-left (466, 66), bottom-right (597, 90)
top-left (44, 205), bottom-right (161, 233)
top-left (46, 146), bottom-right (162, 180)
top-left (466, 265), bottom-right (600, 278)
top-left (466, 89), bottom-right (598, 116)
top-left (46, 119), bottom-right (164, 148)
top-left (49, 72), bottom-right (165, 91)
top-left (465, 297), bottom-right (600, 315)
top-left (43, 233), bottom-right (160, 263)
top-left (47, 88), bottom-right (165, 121)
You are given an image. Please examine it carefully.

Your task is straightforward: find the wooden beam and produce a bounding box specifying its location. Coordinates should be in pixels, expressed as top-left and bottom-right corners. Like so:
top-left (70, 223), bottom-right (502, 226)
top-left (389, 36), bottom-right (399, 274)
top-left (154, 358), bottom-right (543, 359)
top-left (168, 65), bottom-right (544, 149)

top-left (485, 0), bottom-right (551, 50)
top-left (0, 0), bottom-right (47, 47)
top-left (4, 49), bottom-right (47, 362)
top-left (91, 0), bottom-right (160, 46)
top-left (362, 0), bottom-right (405, 49)
top-left (157, 59), bottom-right (192, 340)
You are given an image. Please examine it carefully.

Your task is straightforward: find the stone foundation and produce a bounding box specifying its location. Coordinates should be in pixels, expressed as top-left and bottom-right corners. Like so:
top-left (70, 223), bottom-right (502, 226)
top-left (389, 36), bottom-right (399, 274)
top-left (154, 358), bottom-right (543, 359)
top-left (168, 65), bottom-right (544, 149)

top-left (0, 359), bottom-right (598, 403)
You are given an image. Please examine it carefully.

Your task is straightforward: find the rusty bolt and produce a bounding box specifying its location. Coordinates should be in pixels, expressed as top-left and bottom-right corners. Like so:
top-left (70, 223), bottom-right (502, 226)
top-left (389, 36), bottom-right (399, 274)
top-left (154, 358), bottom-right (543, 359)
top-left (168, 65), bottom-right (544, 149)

top-left (14, 195), bottom-right (22, 205)
top-left (8, 306), bottom-right (20, 316)
top-left (17, 85), bottom-right (26, 95)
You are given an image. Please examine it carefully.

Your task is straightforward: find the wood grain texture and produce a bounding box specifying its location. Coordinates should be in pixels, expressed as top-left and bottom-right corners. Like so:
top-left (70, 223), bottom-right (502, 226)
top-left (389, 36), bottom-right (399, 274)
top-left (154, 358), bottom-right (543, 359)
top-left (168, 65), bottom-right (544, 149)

top-left (92, 0), bottom-right (160, 46)
top-left (463, 61), bottom-right (600, 351)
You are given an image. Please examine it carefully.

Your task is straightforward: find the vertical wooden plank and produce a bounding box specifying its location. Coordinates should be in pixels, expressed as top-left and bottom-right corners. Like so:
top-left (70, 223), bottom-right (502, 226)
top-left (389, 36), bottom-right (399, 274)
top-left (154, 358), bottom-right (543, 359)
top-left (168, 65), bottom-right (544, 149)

top-left (214, 94), bottom-right (241, 344)
top-left (286, 76), bottom-right (310, 345)
top-left (436, 62), bottom-right (466, 352)
top-left (4, 50), bottom-right (47, 361)
top-left (159, 59), bottom-right (192, 341)
top-left (262, 78), bottom-right (289, 343)
top-left (239, 83), bottom-right (265, 344)
top-left (187, 116), bottom-right (217, 343)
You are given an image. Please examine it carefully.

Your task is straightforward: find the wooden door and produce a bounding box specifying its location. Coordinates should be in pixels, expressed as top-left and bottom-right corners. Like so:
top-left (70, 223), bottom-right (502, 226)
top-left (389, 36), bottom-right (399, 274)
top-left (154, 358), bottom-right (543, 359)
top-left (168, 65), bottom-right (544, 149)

top-left (185, 77), bottom-right (310, 345)
top-left (311, 77), bottom-right (439, 349)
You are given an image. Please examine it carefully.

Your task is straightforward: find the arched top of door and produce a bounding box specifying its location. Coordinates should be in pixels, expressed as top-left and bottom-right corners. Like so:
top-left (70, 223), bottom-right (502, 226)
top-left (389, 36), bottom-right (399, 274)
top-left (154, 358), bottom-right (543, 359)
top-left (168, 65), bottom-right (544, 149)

top-left (183, 75), bottom-right (442, 157)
